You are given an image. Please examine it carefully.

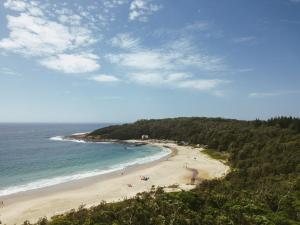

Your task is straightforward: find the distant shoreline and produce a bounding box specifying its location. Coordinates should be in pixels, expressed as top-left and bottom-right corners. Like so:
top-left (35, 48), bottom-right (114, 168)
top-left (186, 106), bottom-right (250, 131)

top-left (0, 140), bottom-right (229, 225)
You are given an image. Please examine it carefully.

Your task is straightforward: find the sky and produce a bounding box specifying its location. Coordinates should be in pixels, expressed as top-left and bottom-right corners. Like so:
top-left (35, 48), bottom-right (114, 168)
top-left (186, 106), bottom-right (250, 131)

top-left (0, 0), bottom-right (299, 123)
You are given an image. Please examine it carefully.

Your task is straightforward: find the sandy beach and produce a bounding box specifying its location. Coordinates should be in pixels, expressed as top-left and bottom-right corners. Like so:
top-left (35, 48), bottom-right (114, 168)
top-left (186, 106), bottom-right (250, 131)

top-left (0, 141), bottom-right (229, 225)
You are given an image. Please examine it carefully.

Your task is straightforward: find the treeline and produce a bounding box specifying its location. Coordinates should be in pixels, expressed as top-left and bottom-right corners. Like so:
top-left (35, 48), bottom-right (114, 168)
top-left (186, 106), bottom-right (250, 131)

top-left (251, 116), bottom-right (300, 133)
top-left (26, 117), bottom-right (300, 225)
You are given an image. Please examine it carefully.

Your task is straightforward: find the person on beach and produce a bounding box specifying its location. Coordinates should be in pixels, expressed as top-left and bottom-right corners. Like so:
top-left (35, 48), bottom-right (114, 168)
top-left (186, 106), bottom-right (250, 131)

top-left (140, 176), bottom-right (149, 181)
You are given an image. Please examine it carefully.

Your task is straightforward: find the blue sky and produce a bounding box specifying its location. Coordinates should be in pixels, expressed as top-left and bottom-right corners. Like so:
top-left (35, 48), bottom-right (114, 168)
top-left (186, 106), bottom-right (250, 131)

top-left (0, 0), bottom-right (299, 123)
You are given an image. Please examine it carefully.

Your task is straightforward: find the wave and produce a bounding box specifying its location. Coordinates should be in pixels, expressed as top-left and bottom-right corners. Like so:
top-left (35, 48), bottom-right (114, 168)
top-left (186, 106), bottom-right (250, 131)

top-left (0, 146), bottom-right (171, 197)
top-left (49, 136), bottom-right (86, 143)
top-left (71, 132), bottom-right (88, 136)
top-left (50, 136), bottom-right (114, 144)
top-left (49, 136), bottom-right (64, 141)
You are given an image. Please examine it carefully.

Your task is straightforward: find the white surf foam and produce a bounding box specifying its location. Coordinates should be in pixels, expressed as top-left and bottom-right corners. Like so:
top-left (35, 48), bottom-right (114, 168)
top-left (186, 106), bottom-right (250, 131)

top-left (49, 136), bottom-right (64, 141)
top-left (49, 136), bottom-right (115, 144)
top-left (0, 146), bottom-right (172, 197)
top-left (49, 136), bottom-right (86, 143)
top-left (71, 132), bottom-right (88, 136)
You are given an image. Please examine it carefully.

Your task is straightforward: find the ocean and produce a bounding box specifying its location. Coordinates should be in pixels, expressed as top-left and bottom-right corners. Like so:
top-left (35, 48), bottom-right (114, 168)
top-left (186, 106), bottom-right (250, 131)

top-left (0, 123), bottom-right (169, 197)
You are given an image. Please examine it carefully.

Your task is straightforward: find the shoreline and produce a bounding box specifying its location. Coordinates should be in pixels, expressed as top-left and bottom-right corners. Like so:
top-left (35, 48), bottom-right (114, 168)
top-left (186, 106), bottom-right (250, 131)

top-left (0, 141), bottom-right (173, 200)
top-left (0, 140), bottom-right (229, 225)
top-left (0, 139), bottom-right (171, 198)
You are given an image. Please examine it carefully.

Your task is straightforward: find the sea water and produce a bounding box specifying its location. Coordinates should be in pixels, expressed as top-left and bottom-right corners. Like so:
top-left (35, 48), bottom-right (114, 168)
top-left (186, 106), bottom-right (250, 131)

top-left (0, 123), bottom-right (170, 196)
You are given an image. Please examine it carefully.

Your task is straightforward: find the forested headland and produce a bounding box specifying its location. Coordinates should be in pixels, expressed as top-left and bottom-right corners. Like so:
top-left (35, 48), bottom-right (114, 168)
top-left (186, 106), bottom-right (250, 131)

top-left (25, 117), bottom-right (300, 225)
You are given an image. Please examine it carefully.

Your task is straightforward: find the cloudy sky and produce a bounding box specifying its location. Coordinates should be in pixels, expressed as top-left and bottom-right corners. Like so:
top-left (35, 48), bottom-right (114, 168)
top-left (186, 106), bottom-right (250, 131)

top-left (0, 0), bottom-right (299, 123)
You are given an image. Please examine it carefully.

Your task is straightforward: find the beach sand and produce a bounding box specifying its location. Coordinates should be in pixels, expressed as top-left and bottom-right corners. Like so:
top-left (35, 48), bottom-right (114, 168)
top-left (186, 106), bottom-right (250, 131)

top-left (0, 141), bottom-right (229, 225)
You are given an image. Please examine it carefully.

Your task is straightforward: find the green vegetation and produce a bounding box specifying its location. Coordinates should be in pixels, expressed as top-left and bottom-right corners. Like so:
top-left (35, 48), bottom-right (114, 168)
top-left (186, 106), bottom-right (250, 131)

top-left (26, 117), bottom-right (300, 225)
top-left (201, 149), bottom-right (229, 162)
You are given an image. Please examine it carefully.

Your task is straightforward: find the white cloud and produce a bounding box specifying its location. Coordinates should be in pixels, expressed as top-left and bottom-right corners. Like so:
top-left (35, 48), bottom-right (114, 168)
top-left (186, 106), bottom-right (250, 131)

top-left (233, 36), bottom-right (256, 43)
top-left (87, 0), bottom-right (129, 27)
top-left (185, 21), bottom-right (210, 31)
top-left (178, 79), bottom-right (224, 91)
top-left (0, 13), bottom-right (96, 56)
top-left (165, 73), bottom-right (191, 82)
top-left (168, 38), bottom-right (226, 72)
top-left (129, 72), bottom-right (164, 84)
top-left (1, 1), bottom-right (229, 94)
top-left (106, 35), bottom-right (228, 94)
top-left (4, 0), bottom-right (27, 11)
top-left (0, 67), bottom-right (20, 76)
top-left (129, 10), bottom-right (141, 21)
top-left (0, 13), bottom-right (73, 56)
top-left (167, 38), bottom-right (193, 52)
top-left (235, 68), bottom-right (253, 73)
top-left (107, 50), bottom-right (174, 70)
top-left (40, 54), bottom-right (100, 74)
top-left (249, 92), bottom-right (279, 98)
top-left (152, 20), bottom-right (223, 40)
top-left (129, 0), bottom-right (162, 22)
top-left (90, 74), bottom-right (120, 82)
top-left (4, 0), bottom-right (44, 16)
top-left (249, 90), bottom-right (300, 98)
top-left (178, 54), bottom-right (226, 72)
top-left (212, 90), bottom-right (226, 97)
top-left (58, 14), bottom-right (82, 26)
top-left (111, 33), bottom-right (140, 49)
top-left (129, 72), bottom-right (191, 84)
top-left (103, 0), bottom-right (128, 8)
top-left (0, 0), bottom-right (100, 74)
top-left (128, 72), bottom-right (226, 92)
top-left (107, 38), bottom-right (226, 72)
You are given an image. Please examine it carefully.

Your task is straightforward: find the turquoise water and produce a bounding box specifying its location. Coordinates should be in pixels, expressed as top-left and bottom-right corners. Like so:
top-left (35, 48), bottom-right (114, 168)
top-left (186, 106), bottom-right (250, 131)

top-left (0, 124), bottom-right (169, 196)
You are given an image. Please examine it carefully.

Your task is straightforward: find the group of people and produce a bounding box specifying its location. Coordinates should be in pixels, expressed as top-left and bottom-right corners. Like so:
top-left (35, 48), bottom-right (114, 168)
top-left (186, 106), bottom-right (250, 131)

top-left (126, 175), bottom-right (150, 188)
top-left (140, 175), bottom-right (149, 181)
